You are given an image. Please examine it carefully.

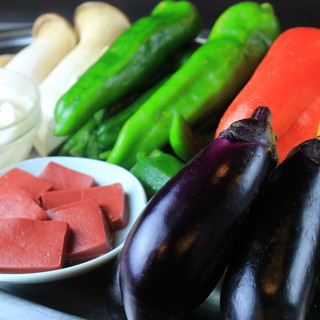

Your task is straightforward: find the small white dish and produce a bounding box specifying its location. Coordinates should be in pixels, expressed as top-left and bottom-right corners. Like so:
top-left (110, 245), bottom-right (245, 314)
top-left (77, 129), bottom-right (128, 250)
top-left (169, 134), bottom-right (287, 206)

top-left (0, 156), bottom-right (147, 284)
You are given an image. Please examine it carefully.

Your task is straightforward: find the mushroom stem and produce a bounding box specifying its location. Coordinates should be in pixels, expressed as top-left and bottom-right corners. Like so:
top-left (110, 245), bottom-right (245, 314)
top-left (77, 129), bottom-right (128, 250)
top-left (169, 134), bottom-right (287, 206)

top-left (34, 2), bottom-right (131, 156)
top-left (0, 54), bottom-right (14, 67)
top-left (5, 13), bottom-right (77, 84)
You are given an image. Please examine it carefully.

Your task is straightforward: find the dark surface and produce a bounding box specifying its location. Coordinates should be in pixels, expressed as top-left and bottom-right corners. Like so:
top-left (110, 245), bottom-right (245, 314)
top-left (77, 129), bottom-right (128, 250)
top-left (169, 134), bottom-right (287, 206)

top-left (0, 1), bottom-right (320, 319)
top-left (0, 0), bottom-right (319, 30)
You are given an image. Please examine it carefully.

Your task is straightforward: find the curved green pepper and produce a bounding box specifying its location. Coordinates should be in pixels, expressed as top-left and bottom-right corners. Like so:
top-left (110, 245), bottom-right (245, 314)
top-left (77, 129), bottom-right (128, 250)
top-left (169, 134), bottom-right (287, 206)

top-left (93, 41), bottom-right (201, 152)
top-left (57, 109), bottom-right (105, 157)
top-left (53, 0), bottom-right (202, 136)
top-left (107, 1), bottom-right (280, 169)
top-left (169, 113), bottom-right (209, 162)
top-left (94, 76), bottom-right (170, 151)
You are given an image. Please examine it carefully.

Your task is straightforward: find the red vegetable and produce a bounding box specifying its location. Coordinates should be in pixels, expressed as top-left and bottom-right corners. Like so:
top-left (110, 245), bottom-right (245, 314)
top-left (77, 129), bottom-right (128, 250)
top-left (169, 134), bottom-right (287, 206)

top-left (215, 27), bottom-right (320, 161)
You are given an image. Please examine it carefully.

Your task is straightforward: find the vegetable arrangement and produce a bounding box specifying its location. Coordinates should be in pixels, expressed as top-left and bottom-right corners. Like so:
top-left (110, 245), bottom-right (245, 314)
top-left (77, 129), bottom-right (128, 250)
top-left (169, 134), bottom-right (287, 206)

top-left (118, 107), bottom-right (278, 319)
top-left (215, 26), bottom-right (320, 162)
top-left (220, 137), bottom-right (320, 320)
top-left (106, 1), bottom-right (280, 168)
top-left (34, 2), bottom-right (131, 156)
top-left (2, 1), bottom-right (320, 318)
top-left (53, 0), bottom-right (203, 136)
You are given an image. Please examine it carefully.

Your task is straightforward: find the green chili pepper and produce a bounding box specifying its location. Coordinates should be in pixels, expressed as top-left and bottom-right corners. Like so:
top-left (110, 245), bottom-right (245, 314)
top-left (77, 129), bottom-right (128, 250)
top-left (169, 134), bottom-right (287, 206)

top-left (107, 1), bottom-right (280, 169)
top-left (169, 113), bottom-right (209, 162)
top-left (53, 0), bottom-right (202, 136)
top-left (58, 41), bottom-right (201, 159)
top-left (94, 76), bottom-right (170, 152)
top-left (57, 109), bottom-right (106, 157)
top-left (130, 149), bottom-right (184, 199)
top-left (93, 41), bottom-right (201, 152)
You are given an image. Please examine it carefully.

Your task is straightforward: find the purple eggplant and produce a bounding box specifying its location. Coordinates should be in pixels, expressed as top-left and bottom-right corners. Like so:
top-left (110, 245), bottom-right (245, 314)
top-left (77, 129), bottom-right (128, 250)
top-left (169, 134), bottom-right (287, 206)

top-left (220, 137), bottom-right (320, 320)
top-left (119, 107), bottom-right (278, 320)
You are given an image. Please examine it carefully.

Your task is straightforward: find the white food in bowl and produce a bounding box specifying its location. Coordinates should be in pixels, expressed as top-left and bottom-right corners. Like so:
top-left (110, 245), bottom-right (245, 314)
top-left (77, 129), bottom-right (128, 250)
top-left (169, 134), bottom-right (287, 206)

top-left (0, 156), bottom-right (147, 283)
top-left (0, 68), bottom-right (41, 170)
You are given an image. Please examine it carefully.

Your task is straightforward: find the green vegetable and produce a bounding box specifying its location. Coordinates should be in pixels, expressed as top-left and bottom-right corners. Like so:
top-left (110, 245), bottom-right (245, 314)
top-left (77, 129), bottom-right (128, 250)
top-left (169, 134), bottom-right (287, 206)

top-left (130, 149), bottom-right (184, 199)
top-left (57, 109), bottom-right (105, 157)
top-left (53, 0), bottom-right (202, 136)
top-left (58, 41), bottom-right (202, 158)
top-left (169, 113), bottom-right (209, 162)
top-left (107, 1), bottom-right (280, 169)
top-left (94, 76), bottom-right (170, 152)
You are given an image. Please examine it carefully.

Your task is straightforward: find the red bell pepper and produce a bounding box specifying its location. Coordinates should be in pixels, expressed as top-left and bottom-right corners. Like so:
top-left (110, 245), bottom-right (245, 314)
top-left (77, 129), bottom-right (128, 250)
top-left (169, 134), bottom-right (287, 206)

top-left (215, 27), bottom-right (320, 161)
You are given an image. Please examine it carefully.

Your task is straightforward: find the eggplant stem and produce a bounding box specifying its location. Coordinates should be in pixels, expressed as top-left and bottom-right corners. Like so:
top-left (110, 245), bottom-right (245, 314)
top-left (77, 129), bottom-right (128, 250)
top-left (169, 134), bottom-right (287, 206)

top-left (252, 106), bottom-right (271, 123)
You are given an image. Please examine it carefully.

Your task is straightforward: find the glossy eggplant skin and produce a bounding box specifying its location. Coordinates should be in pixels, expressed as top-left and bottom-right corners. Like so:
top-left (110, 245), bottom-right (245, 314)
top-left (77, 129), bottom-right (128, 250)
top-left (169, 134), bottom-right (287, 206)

top-left (220, 137), bottom-right (320, 320)
top-left (119, 107), bottom-right (278, 320)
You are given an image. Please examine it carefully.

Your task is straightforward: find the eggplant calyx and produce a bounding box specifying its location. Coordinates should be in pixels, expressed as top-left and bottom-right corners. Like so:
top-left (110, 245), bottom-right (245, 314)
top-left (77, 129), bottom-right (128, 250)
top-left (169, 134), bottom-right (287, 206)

top-left (218, 106), bottom-right (277, 151)
top-left (287, 137), bottom-right (320, 165)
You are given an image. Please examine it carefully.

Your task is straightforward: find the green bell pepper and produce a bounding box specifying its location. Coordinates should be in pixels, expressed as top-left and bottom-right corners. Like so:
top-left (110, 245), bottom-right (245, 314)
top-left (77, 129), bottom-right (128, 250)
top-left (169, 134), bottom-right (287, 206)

top-left (107, 1), bottom-right (280, 169)
top-left (53, 0), bottom-right (202, 136)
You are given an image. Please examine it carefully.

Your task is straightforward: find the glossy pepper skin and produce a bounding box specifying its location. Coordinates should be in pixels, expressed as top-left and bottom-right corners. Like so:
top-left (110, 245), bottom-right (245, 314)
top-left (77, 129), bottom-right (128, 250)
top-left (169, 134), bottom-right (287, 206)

top-left (119, 107), bottom-right (278, 320)
top-left (57, 109), bottom-right (106, 157)
top-left (169, 113), bottom-right (209, 162)
top-left (220, 137), bottom-right (320, 320)
top-left (53, 0), bottom-right (202, 136)
top-left (215, 27), bottom-right (320, 162)
top-left (130, 149), bottom-right (184, 199)
top-left (107, 1), bottom-right (280, 169)
top-left (58, 42), bottom-right (201, 159)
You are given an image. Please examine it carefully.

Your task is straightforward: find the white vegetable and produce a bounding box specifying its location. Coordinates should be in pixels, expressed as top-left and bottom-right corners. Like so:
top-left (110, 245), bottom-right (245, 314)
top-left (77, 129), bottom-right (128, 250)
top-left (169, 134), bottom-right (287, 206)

top-left (0, 55), bottom-right (14, 67)
top-left (34, 1), bottom-right (131, 156)
top-left (5, 13), bottom-right (77, 84)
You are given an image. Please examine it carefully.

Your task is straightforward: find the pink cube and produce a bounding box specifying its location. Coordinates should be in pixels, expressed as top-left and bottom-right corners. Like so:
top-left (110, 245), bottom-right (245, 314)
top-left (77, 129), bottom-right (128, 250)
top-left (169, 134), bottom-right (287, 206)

top-left (39, 162), bottom-right (95, 190)
top-left (0, 217), bottom-right (70, 273)
top-left (48, 199), bottom-right (113, 265)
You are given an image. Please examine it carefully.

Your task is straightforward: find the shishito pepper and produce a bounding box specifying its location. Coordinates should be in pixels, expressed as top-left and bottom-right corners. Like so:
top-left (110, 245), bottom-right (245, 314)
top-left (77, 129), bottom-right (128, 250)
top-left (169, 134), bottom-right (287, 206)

top-left (57, 109), bottom-right (106, 157)
top-left (130, 149), bottom-right (184, 199)
top-left (169, 113), bottom-right (210, 161)
top-left (58, 42), bottom-right (201, 158)
top-left (107, 1), bottom-right (280, 169)
top-left (215, 27), bottom-right (320, 162)
top-left (53, 0), bottom-right (202, 136)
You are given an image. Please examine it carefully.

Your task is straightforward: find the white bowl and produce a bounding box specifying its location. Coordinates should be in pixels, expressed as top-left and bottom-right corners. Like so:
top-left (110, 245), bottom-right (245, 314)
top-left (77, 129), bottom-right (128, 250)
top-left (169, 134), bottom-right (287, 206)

top-left (0, 156), bottom-right (147, 283)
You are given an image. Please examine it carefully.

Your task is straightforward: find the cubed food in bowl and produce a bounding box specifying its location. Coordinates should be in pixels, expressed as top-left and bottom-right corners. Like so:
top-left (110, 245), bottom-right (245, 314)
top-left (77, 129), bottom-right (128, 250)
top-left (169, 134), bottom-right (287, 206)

top-left (0, 180), bottom-right (48, 220)
top-left (41, 183), bottom-right (127, 229)
top-left (1, 167), bottom-right (53, 200)
top-left (48, 199), bottom-right (113, 265)
top-left (0, 217), bottom-right (70, 273)
top-left (39, 161), bottom-right (96, 190)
